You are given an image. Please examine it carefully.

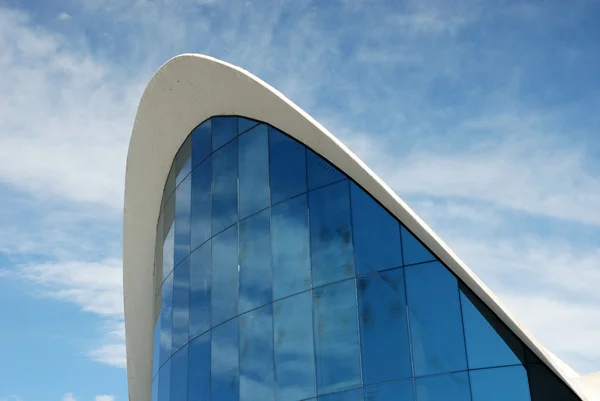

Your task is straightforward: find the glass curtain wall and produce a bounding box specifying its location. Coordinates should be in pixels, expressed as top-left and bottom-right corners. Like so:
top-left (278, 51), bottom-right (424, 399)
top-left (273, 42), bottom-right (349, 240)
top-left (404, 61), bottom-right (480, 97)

top-left (151, 116), bottom-right (580, 401)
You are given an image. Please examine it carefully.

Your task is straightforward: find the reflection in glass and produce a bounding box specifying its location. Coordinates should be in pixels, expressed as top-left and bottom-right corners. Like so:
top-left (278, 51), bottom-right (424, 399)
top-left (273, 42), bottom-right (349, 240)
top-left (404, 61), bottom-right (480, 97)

top-left (240, 304), bottom-right (275, 401)
top-left (159, 272), bottom-right (174, 366)
top-left (309, 180), bottom-right (355, 286)
top-left (239, 124), bottom-right (270, 219)
top-left (460, 288), bottom-right (523, 369)
top-left (211, 318), bottom-right (239, 401)
top-left (152, 318), bottom-right (160, 378)
top-left (274, 291), bottom-right (316, 401)
top-left (271, 195), bottom-right (311, 299)
top-left (212, 140), bottom-right (238, 235)
top-left (364, 380), bottom-right (414, 401)
top-left (158, 359), bottom-right (171, 401)
top-left (314, 279), bottom-right (361, 394)
top-left (190, 242), bottom-right (211, 339)
top-left (191, 158), bottom-right (211, 250)
top-left (470, 366), bottom-right (531, 401)
top-left (415, 372), bottom-right (471, 401)
top-left (405, 261), bottom-right (467, 376)
top-left (162, 221), bottom-right (174, 282)
top-left (357, 269), bottom-right (411, 385)
top-left (239, 209), bottom-right (272, 313)
top-left (211, 225), bottom-right (239, 326)
top-left (307, 149), bottom-right (345, 190)
top-left (238, 117), bottom-right (258, 134)
top-left (350, 182), bottom-right (402, 275)
top-left (212, 116), bottom-right (237, 151)
top-left (152, 374), bottom-right (158, 401)
top-left (170, 345), bottom-right (188, 401)
top-left (175, 137), bottom-right (192, 186)
top-left (192, 120), bottom-right (211, 168)
top-left (188, 332), bottom-right (211, 401)
top-left (269, 127), bottom-right (307, 204)
top-left (318, 388), bottom-right (363, 401)
top-left (400, 226), bottom-right (435, 266)
top-left (171, 257), bottom-right (190, 353)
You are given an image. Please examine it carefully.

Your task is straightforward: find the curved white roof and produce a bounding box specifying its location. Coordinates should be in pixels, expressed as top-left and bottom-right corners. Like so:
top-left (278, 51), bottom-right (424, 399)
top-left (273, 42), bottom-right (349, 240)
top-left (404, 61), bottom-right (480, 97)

top-left (123, 54), bottom-right (590, 401)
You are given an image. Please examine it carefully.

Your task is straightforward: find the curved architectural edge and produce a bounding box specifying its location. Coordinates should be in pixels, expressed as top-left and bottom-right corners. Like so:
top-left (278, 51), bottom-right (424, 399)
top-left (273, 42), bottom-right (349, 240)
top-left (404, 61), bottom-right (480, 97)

top-left (123, 53), bottom-right (588, 401)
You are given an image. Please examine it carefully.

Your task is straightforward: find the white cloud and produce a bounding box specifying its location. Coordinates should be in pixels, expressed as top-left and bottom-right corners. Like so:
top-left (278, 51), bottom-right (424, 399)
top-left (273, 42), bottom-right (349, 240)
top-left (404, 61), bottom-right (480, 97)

top-left (62, 394), bottom-right (76, 401)
top-left (57, 12), bottom-right (72, 20)
top-left (95, 395), bottom-right (115, 401)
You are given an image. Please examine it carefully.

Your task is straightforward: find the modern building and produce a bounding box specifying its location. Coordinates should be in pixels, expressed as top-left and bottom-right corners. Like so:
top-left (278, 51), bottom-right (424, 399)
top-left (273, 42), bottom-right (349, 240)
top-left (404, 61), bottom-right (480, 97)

top-left (123, 54), bottom-right (598, 401)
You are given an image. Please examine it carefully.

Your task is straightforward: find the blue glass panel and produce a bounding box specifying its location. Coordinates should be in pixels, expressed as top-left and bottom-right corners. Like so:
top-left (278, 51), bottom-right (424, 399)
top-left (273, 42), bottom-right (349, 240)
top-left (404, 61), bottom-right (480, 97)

top-left (238, 117), bottom-right (259, 134)
top-left (313, 279), bottom-right (361, 394)
top-left (405, 261), bottom-right (467, 376)
top-left (170, 345), bottom-right (188, 401)
top-left (163, 221), bottom-right (175, 281)
top-left (240, 304), bottom-right (275, 401)
top-left (307, 149), bottom-right (345, 190)
top-left (400, 226), bottom-right (435, 266)
top-left (188, 332), bottom-right (211, 401)
top-left (350, 183), bottom-right (402, 275)
top-left (318, 388), bottom-right (363, 401)
top-left (211, 318), bottom-right (239, 401)
top-left (460, 289), bottom-right (523, 369)
top-left (274, 291), bottom-right (316, 401)
top-left (212, 116), bottom-right (237, 151)
top-left (189, 241), bottom-right (211, 338)
top-left (164, 165), bottom-right (176, 205)
top-left (415, 372), bottom-right (471, 401)
top-left (364, 380), bottom-right (414, 401)
top-left (174, 174), bottom-right (191, 266)
top-left (309, 180), bottom-right (355, 286)
top-left (271, 195), bottom-right (311, 299)
top-left (239, 124), bottom-right (270, 219)
top-left (175, 137), bottom-right (192, 186)
top-left (191, 157), bottom-right (211, 250)
top-left (192, 120), bottom-right (211, 168)
top-left (212, 140), bottom-right (238, 235)
top-left (470, 366), bottom-right (531, 401)
top-left (239, 209), bottom-right (272, 313)
top-left (159, 272), bottom-right (174, 365)
top-left (211, 225), bottom-right (239, 326)
top-left (152, 376), bottom-right (159, 401)
top-left (269, 127), bottom-right (307, 204)
top-left (357, 269), bottom-right (411, 385)
top-left (153, 318), bottom-right (160, 378)
top-left (158, 359), bottom-right (171, 401)
top-left (171, 257), bottom-right (190, 353)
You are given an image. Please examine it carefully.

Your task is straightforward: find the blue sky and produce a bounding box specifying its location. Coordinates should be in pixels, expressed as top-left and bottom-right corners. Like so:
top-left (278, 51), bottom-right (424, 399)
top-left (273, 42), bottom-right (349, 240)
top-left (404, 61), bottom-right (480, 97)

top-left (1, 0), bottom-right (600, 400)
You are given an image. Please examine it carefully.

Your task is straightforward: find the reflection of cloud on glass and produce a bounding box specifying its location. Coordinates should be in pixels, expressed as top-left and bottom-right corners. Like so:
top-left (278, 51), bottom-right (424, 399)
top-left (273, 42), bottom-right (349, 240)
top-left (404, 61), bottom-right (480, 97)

top-left (162, 223), bottom-right (174, 281)
top-left (240, 305), bottom-right (274, 401)
top-left (211, 225), bottom-right (239, 326)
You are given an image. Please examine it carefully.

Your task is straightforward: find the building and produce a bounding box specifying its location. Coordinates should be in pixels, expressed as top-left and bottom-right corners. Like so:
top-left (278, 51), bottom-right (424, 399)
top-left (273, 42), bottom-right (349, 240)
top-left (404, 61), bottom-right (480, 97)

top-left (123, 54), bottom-right (598, 401)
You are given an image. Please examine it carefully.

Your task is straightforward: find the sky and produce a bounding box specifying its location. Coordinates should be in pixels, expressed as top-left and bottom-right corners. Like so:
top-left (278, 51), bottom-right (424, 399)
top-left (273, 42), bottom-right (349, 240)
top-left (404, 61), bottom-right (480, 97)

top-left (0, 0), bottom-right (599, 400)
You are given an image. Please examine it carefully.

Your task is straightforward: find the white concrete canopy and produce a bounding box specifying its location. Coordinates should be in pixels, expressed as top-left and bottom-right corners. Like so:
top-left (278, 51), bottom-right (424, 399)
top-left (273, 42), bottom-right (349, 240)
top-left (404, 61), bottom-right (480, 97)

top-left (124, 54), bottom-right (593, 401)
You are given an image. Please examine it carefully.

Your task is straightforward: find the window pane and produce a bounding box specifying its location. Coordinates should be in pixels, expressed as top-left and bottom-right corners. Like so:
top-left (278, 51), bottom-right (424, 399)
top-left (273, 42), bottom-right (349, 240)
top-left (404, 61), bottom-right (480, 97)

top-left (400, 226), bottom-right (435, 266)
top-left (170, 345), bottom-right (188, 401)
top-left (172, 257), bottom-right (190, 353)
top-left (212, 318), bottom-right (240, 401)
top-left (405, 262), bottom-right (467, 376)
top-left (350, 183), bottom-right (402, 275)
top-left (269, 127), bottom-right (307, 204)
top-left (159, 272), bottom-right (174, 365)
top-left (175, 137), bottom-right (192, 186)
top-left (240, 304), bottom-right (275, 401)
top-left (238, 117), bottom-right (258, 134)
top-left (364, 380), bottom-right (414, 401)
top-left (460, 288), bottom-right (523, 369)
top-left (174, 174), bottom-right (191, 267)
top-left (212, 139), bottom-right (238, 235)
top-left (357, 269), bottom-right (411, 385)
top-left (192, 120), bottom-right (211, 168)
top-left (212, 116), bottom-right (237, 151)
top-left (274, 291), bottom-right (316, 401)
top-left (307, 149), bottom-right (345, 190)
top-left (190, 242), bottom-right (211, 338)
top-left (212, 225), bottom-right (239, 326)
top-left (158, 359), bottom-right (171, 401)
top-left (313, 279), bottom-right (361, 394)
top-left (153, 318), bottom-right (161, 378)
top-left (163, 219), bottom-right (175, 282)
top-left (239, 209), bottom-right (272, 313)
top-left (415, 372), bottom-right (471, 401)
top-left (164, 163), bottom-right (176, 207)
top-left (273, 291), bottom-right (315, 401)
top-left (188, 332), bottom-right (211, 401)
top-left (191, 157), bottom-right (211, 250)
top-left (318, 388), bottom-right (363, 401)
top-left (239, 124), bottom-right (270, 219)
top-left (152, 376), bottom-right (159, 401)
top-left (271, 195), bottom-right (311, 299)
top-left (309, 180), bottom-right (355, 287)
top-left (470, 366), bottom-right (531, 401)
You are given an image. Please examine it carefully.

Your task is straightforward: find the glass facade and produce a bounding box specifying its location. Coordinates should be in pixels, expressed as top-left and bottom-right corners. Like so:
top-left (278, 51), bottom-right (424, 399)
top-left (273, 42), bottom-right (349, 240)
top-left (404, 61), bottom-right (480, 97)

top-left (152, 116), bottom-right (580, 401)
